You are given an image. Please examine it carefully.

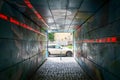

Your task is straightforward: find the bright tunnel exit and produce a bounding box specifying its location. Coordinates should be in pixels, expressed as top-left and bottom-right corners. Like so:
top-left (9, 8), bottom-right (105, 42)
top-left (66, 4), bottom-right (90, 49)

top-left (47, 32), bottom-right (74, 57)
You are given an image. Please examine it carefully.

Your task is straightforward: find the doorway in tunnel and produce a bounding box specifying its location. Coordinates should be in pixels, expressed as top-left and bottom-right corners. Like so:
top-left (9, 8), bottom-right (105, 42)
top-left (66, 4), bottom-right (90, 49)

top-left (47, 32), bottom-right (73, 57)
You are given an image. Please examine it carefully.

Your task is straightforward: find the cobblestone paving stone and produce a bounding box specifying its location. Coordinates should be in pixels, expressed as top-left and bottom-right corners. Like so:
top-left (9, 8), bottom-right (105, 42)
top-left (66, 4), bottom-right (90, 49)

top-left (33, 57), bottom-right (90, 80)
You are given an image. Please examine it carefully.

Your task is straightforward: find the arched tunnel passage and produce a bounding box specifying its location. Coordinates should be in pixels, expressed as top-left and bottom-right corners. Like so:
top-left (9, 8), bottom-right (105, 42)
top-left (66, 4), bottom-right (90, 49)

top-left (0, 0), bottom-right (120, 80)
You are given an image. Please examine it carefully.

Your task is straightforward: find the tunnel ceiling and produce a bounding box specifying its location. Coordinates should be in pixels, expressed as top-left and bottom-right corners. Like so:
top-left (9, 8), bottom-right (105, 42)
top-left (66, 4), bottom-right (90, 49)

top-left (6, 0), bottom-right (105, 32)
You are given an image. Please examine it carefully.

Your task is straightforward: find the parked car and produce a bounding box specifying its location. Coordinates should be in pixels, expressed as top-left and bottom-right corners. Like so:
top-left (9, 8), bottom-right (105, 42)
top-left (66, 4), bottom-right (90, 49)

top-left (48, 44), bottom-right (73, 57)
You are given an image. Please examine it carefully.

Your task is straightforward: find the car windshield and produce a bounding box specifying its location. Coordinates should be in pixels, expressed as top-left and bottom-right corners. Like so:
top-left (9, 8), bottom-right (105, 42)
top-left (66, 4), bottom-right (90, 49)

top-left (56, 45), bottom-right (62, 49)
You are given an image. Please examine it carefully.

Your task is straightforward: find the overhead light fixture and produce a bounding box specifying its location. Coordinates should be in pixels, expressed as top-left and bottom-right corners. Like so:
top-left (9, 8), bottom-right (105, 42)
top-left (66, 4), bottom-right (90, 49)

top-left (52, 10), bottom-right (72, 16)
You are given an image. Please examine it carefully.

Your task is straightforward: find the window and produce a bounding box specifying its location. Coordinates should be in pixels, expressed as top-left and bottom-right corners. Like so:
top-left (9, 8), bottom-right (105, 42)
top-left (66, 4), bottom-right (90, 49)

top-left (48, 45), bottom-right (55, 48)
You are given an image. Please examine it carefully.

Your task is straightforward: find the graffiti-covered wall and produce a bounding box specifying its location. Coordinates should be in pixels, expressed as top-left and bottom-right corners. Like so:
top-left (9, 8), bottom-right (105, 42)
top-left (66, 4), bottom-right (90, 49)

top-left (74, 0), bottom-right (120, 80)
top-left (0, 1), bottom-right (47, 80)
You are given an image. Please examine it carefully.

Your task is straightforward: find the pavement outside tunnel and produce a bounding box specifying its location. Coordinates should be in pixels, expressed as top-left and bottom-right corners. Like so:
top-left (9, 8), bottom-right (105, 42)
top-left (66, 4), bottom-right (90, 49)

top-left (32, 57), bottom-right (91, 80)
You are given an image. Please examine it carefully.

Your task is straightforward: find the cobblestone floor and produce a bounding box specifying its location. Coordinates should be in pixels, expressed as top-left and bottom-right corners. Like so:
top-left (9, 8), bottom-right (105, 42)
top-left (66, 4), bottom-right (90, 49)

top-left (32, 57), bottom-right (90, 80)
